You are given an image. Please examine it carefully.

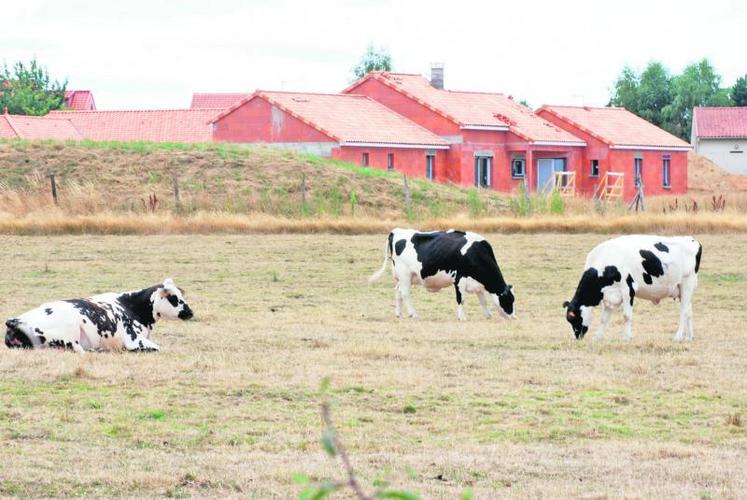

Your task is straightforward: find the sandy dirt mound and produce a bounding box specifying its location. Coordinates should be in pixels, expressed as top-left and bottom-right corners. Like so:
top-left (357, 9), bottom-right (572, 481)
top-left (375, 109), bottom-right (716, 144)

top-left (688, 152), bottom-right (747, 193)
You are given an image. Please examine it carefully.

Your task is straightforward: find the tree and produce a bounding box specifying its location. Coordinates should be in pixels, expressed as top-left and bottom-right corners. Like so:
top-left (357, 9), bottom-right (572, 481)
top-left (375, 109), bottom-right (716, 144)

top-left (0, 59), bottom-right (67, 116)
top-left (609, 65), bottom-right (640, 113)
top-left (732, 75), bottom-right (747, 106)
top-left (662, 59), bottom-right (731, 139)
top-left (636, 62), bottom-right (671, 127)
top-left (351, 44), bottom-right (392, 80)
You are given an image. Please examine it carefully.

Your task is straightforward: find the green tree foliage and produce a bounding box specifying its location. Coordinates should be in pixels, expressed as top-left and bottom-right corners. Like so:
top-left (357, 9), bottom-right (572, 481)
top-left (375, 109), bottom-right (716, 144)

top-left (609, 65), bottom-right (640, 113)
top-left (610, 59), bottom-right (735, 140)
top-left (0, 59), bottom-right (67, 115)
top-left (732, 75), bottom-right (747, 106)
top-left (352, 44), bottom-right (392, 80)
top-left (637, 62), bottom-right (671, 127)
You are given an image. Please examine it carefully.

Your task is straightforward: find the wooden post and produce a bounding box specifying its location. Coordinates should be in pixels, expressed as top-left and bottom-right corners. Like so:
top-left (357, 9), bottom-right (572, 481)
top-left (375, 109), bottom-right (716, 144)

top-left (48, 174), bottom-right (58, 205)
top-left (172, 170), bottom-right (181, 211)
top-left (403, 174), bottom-right (412, 215)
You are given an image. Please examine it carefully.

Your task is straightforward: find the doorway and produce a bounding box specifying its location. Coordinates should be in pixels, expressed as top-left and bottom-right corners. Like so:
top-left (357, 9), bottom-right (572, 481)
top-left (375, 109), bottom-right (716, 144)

top-left (474, 156), bottom-right (492, 188)
top-left (537, 158), bottom-right (566, 192)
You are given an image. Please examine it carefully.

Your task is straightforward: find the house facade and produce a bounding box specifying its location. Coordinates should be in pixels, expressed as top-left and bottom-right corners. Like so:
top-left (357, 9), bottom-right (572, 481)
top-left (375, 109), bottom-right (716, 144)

top-left (211, 91), bottom-right (449, 178)
top-left (343, 72), bottom-right (587, 193)
top-left (691, 107), bottom-right (747, 174)
top-left (536, 106), bottom-right (691, 200)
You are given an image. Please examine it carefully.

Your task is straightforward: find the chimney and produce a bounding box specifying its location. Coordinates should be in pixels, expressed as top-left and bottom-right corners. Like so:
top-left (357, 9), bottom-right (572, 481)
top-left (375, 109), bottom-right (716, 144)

top-left (430, 63), bottom-right (444, 89)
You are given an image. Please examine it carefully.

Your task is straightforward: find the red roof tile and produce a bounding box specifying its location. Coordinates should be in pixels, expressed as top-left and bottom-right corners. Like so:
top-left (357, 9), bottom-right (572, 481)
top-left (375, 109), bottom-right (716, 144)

top-left (64, 90), bottom-right (96, 111)
top-left (538, 105), bottom-right (691, 149)
top-left (215, 91), bottom-right (448, 147)
top-left (0, 114), bottom-right (82, 140)
top-left (191, 93), bottom-right (250, 109)
top-left (345, 72), bottom-right (585, 145)
top-left (693, 107), bottom-right (747, 139)
top-left (47, 109), bottom-right (220, 143)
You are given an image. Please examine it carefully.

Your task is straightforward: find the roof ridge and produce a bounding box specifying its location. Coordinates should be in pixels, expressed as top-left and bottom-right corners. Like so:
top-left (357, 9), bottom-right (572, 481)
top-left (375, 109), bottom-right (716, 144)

top-left (695, 106), bottom-right (747, 110)
top-left (260, 90), bottom-right (368, 98)
top-left (543, 104), bottom-right (625, 110)
top-left (50, 108), bottom-right (223, 113)
top-left (444, 89), bottom-right (506, 97)
top-left (8, 114), bottom-right (77, 121)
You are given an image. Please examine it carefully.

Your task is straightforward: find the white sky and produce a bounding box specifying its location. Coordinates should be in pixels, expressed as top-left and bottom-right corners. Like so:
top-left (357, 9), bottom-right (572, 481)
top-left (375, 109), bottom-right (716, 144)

top-left (2, 0), bottom-right (745, 110)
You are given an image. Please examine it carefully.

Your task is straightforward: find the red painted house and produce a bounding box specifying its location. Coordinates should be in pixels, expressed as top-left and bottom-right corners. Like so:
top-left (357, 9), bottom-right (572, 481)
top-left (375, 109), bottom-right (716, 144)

top-left (211, 91), bottom-right (449, 178)
top-left (536, 106), bottom-right (691, 200)
top-left (191, 93), bottom-right (249, 109)
top-left (47, 109), bottom-right (220, 143)
top-left (64, 90), bottom-right (96, 111)
top-left (343, 72), bottom-right (587, 193)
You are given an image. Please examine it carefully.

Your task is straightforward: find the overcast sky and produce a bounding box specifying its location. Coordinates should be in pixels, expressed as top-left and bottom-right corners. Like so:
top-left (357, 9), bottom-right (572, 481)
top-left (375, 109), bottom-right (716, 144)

top-left (3, 0), bottom-right (745, 110)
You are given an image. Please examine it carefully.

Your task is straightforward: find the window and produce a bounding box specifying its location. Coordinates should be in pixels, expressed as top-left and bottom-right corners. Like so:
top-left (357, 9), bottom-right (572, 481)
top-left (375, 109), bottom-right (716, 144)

top-left (634, 157), bottom-right (643, 186)
top-left (474, 156), bottom-right (492, 188)
top-left (361, 152), bottom-right (369, 167)
top-left (511, 155), bottom-right (525, 178)
top-left (426, 154), bottom-right (435, 180)
top-left (387, 153), bottom-right (394, 172)
top-left (662, 158), bottom-right (671, 188)
top-left (590, 159), bottom-right (599, 177)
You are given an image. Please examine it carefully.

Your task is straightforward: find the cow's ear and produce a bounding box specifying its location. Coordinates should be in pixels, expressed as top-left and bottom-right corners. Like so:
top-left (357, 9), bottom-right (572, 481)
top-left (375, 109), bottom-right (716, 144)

top-left (563, 301), bottom-right (570, 308)
top-left (163, 278), bottom-right (175, 287)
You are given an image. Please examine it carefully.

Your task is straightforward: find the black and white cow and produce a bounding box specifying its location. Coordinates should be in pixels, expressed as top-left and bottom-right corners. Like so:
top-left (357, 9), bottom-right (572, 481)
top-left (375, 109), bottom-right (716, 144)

top-left (563, 235), bottom-right (702, 341)
top-left (5, 278), bottom-right (193, 353)
top-left (369, 229), bottom-right (515, 320)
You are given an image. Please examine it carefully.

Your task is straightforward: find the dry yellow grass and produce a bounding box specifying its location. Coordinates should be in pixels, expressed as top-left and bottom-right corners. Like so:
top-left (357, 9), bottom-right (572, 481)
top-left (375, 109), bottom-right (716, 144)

top-left (2, 211), bottom-right (747, 236)
top-left (1, 233), bottom-right (746, 497)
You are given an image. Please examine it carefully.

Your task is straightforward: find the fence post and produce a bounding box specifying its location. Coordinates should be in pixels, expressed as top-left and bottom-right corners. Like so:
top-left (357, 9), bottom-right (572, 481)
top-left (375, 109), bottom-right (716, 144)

top-left (172, 170), bottom-right (181, 211)
top-left (48, 174), bottom-right (58, 205)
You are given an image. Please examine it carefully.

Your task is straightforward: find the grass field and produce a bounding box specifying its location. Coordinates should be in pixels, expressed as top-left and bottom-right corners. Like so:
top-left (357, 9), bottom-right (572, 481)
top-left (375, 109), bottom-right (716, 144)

top-left (1, 233), bottom-right (746, 498)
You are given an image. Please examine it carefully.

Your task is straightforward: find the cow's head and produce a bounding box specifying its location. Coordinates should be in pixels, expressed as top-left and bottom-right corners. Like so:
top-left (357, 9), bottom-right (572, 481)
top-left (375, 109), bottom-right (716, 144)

top-left (154, 278), bottom-right (193, 321)
top-left (563, 300), bottom-right (589, 339)
top-left (493, 285), bottom-right (516, 319)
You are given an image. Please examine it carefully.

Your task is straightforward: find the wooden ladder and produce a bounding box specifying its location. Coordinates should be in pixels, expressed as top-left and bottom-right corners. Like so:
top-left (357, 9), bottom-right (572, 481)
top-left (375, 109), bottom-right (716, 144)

top-left (594, 172), bottom-right (624, 202)
top-left (542, 171), bottom-right (576, 198)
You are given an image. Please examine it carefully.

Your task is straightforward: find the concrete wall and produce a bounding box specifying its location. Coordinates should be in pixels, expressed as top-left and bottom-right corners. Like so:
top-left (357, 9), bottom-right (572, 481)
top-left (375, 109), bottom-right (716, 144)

top-left (695, 139), bottom-right (747, 174)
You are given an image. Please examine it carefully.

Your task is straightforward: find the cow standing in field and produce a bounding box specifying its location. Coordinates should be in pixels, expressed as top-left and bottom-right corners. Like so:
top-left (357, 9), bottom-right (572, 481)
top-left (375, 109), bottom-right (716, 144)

top-left (5, 278), bottom-right (193, 352)
top-left (369, 229), bottom-right (516, 320)
top-left (563, 235), bottom-right (702, 341)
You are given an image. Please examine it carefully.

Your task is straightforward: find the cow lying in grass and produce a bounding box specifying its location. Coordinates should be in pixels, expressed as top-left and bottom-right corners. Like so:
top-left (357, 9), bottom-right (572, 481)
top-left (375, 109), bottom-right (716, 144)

top-left (369, 228), bottom-right (515, 320)
top-left (5, 278), bottom-right (193, 352)
top-left (563, 235), bottom-right (702, 341)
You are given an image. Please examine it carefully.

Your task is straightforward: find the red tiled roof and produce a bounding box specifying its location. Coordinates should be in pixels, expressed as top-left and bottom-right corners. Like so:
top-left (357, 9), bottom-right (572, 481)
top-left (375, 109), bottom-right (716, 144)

top-left (214, 91), bottom-right (448, 147)
top-left (0, 114), bottom-right (82, 140)
top-left (344, 72), bottom-right (585, 145)
top-left (538, 105), bottom-right (691, 149)
top-left (693, 107), bottom-right (747, 139)
top-left (47, 109), bottom-right (221, 143)
top-left (191, 93), bottom-right (250, 109)
top-left (64, 90), bottom-right (96, 111)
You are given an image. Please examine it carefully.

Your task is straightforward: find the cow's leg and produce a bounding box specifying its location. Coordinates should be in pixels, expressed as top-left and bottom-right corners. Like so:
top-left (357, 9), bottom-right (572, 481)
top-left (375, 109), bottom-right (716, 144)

top-left (675, 276), bottom-right (696, 342)
top-left (621, 299), bottom-right (634, 341)
top-left (593, 306), bottom-right (613, 340)
top-left (455, 279), bottom-right (467, 321)
top-left (123, 333), bottom-right (160, 352)
top-left (396, 273), bottom-right (417, 319)
top-left (477, 292), bottom-right (492, 319)
top-left (394, 286), bottom-right (402, 318)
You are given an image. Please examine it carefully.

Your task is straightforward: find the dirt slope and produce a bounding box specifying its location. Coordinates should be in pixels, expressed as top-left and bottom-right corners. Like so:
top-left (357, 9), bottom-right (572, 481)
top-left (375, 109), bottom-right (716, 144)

top-left (688, 152), bottom-right (747, 193)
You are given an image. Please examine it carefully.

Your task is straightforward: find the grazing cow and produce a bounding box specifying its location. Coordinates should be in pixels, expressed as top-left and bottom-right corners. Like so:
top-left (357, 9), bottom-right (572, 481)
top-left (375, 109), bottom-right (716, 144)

top-left (563, 235), bottom-right (702, 341)
top-left (369, 229), bottom-right (515, 320)
top-left (5, 278), bottom-right (193, 352)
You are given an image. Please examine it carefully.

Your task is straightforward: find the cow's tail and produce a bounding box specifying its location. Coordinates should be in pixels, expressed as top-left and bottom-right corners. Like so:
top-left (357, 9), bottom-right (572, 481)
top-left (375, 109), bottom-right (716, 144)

top-left (368, 233), bottom-right (393, 284)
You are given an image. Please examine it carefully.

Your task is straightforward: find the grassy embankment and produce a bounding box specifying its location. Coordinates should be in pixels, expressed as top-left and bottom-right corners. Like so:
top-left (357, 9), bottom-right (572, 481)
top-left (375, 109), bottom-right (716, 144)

top-left (1, 139), bottom-right (746, 235)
